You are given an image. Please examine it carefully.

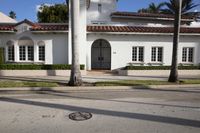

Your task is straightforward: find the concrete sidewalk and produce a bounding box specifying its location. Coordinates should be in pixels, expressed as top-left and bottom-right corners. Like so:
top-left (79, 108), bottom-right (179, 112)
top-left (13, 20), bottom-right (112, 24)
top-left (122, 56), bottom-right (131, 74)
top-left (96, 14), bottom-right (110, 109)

top-left (0, 74), bottom-right (199, 84)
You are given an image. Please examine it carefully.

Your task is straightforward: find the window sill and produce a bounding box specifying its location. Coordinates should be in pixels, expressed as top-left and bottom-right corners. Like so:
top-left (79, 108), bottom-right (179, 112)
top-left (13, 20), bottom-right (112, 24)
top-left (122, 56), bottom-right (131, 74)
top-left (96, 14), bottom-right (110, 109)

top-left (18, 61), bottom-right (34, 63)
top-left (5, 61), bottom-right (16, 64)
top-left (5, 61), bottom-right (45, 65)
top-left (180, 62), bottom-right (194, 65)
top-left (128, 62), bottom-right (145, 66)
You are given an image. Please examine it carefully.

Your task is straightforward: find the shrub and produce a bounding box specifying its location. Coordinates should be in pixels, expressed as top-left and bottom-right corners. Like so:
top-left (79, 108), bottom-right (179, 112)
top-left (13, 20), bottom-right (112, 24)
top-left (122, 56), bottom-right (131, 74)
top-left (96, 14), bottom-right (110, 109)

top-left (0, 64), bottom-right (85, 70)
top-left (125, 65), bottom-right (200, 70)
top-left (0, 48), bottom-right (5, 64)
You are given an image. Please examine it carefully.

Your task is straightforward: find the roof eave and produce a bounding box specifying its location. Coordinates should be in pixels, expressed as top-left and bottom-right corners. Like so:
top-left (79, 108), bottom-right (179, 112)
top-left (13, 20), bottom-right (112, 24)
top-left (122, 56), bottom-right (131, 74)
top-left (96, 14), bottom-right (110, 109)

top-left (0, 30), bottom-right (16, 33)
top-left (31, 30), bottom-right (68, 33)
top-left (87, 32), bottom-right (200, 36)
top-left (111, 15), bottom-right (194, 22)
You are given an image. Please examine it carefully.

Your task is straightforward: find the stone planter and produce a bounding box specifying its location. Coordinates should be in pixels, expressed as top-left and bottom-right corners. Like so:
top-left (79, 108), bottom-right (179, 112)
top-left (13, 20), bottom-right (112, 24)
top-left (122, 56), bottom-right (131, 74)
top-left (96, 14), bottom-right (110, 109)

top-left (118, 70), bottom-right (200, 77)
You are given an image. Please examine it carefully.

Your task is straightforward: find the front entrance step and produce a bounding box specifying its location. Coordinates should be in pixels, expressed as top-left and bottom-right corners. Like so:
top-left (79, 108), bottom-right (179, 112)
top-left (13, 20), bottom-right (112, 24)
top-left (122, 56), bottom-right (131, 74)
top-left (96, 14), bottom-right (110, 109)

top-left (86, 70), bottom-right (118, 76)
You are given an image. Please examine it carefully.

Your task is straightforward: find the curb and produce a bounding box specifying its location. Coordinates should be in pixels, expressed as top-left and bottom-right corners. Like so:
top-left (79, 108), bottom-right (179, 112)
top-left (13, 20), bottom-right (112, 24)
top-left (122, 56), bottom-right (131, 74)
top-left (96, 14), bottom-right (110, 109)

top-left (0, 86), bottom-right (133, 92)
top-left (149, 84), bottom-right (200, 89)
top-left (0, 84), bottom-right (200, 91)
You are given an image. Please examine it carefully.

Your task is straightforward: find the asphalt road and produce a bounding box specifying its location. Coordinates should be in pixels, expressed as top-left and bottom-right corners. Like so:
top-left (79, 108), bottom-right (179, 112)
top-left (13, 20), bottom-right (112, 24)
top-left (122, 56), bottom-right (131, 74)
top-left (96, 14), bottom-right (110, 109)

top-left (0, 87), bottom-right (200, 133)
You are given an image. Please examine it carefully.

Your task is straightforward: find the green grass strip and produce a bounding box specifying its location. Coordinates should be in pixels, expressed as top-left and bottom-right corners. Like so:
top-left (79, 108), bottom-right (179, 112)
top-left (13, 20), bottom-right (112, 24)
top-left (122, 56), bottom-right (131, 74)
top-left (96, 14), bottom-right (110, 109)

top-left (0, 81), bottom-right (59, 88)
top-left (95, 80), bottom-right (200, 86)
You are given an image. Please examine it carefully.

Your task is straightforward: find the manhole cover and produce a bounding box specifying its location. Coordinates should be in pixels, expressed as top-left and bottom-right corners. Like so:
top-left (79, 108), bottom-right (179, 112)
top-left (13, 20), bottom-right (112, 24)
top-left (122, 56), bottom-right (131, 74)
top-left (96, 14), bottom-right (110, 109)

top-left (69, 112), bottom-right (92, 121)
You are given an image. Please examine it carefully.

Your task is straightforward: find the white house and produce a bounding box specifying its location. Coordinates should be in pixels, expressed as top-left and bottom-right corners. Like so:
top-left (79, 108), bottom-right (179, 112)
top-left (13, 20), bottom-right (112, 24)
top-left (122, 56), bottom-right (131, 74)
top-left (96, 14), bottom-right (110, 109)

top-left (0, 0), bottom-right (200, 71)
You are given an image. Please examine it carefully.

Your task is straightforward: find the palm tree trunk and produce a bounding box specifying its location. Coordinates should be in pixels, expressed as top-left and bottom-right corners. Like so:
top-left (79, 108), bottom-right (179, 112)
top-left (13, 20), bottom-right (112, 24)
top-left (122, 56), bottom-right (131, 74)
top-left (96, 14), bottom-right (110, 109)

top-left (168, 0), bottom-right (182, 82)
top-left (68, 0), bottom-right (82, 86)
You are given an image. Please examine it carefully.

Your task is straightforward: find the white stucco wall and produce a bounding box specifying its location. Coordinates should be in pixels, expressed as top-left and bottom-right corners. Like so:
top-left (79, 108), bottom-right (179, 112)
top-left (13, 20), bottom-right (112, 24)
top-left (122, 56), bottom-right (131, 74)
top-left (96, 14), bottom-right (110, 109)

top-left (87, 33), bottom-right (200, 70)
top-left (1, 31), bottom-right (200, 70)
top-left (111, 18), bottom-right (174, 26)
top-left (0, 31), bottom-right (68, 64)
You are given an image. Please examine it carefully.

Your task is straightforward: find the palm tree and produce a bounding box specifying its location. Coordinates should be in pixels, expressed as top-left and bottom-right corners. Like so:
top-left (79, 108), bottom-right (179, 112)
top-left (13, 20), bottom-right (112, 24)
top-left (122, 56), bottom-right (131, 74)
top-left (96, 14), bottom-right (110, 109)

top-left (166, 0), bottom-right (198, 82)
top-left (138, 2), bottom-right (165, 13)
top-left (68, 0), bottom-right (82, 86)
top-left (148, 2), bottom-right (165, 13)
top-left (162, 0), bottom-right (199, 14)
top-left (9, 11), bottom-right (16, 19)
top-left (168, 0), bottom-right (182, 83)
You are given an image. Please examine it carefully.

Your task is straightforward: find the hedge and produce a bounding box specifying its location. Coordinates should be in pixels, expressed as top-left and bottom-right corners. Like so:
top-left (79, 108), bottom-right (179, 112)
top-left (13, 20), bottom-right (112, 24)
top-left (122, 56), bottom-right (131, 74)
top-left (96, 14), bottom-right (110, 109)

top-left (125, 65), bottom-right (200, 70)
top-left (0, 48), bottom-right (5, 64)
top-left (0, 64), bottom-right (85, 70)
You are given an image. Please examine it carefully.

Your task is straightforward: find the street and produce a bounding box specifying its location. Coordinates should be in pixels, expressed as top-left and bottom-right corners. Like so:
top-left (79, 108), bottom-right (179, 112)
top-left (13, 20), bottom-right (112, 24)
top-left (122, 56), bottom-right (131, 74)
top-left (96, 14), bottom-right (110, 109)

top-left (0, 87), bottom-right (200, 133)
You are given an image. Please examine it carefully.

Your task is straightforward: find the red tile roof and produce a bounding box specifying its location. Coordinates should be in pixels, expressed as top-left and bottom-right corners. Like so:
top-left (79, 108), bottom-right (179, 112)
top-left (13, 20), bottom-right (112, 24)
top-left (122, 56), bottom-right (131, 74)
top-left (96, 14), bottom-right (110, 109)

top-left (111, 12), bottom-right (195, 20)
top-left (31, 24), bottom-right (68, 31)
top-left (0, 25), bottom-right (16, 31)
top-left (87, 25), bottom-right (200, 34)
top-left (1, 21), bottom-right (200, 34)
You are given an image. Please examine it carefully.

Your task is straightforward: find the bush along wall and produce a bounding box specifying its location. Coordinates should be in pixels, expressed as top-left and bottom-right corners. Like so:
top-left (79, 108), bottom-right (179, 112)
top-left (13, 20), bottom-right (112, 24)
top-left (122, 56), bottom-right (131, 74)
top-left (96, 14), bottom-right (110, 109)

top-left (125, 65), bottom-right (200, 70)
top-left (0, 48), bottom-right (5, 64)
top-left (0, 64), bottom-right (85, 70)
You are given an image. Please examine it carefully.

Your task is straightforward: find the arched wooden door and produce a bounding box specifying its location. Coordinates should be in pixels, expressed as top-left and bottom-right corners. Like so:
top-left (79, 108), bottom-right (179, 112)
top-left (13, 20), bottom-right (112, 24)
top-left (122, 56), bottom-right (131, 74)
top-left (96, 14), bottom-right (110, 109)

top-left (91, 39), bottom-right (111, 70)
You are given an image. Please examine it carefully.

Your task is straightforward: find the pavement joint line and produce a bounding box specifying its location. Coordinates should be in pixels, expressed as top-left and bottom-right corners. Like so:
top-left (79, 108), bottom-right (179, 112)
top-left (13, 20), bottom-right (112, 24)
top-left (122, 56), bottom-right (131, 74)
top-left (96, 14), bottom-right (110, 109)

top-left (0, 84), bottom-right (200, 91)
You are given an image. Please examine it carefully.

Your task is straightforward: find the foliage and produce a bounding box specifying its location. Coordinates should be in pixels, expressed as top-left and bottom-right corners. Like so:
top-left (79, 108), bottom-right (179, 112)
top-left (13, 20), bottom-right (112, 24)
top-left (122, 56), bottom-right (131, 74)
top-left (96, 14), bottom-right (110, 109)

top-left (125, 65), bottom-right (200, 70)
top-left (138, 2), bottom-right (165, 13)
top-left (138, 0), bottom-right (199, 15)
top-left (9, 11), bottom-right (16, 19)
top-left (161, 0), bottom-right (199, 14)
top-left (0, 48), bottom-right (5, 64)
top-left (0, 64), bottom-right (85, 70)
top-left (37, 3), bottom-right (68, 23)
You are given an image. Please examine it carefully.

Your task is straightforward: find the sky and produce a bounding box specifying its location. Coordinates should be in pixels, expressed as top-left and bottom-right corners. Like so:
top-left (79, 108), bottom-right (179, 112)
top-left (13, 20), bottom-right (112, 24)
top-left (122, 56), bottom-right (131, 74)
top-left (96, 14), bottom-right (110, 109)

top-left (0, 0), bottom-right (199, 22)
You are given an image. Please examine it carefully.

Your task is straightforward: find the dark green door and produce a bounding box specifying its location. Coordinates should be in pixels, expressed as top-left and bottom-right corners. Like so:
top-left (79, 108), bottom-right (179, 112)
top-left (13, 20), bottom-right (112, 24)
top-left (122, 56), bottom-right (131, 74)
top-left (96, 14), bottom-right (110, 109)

top-left (91, 39), bottom-right (111, 70)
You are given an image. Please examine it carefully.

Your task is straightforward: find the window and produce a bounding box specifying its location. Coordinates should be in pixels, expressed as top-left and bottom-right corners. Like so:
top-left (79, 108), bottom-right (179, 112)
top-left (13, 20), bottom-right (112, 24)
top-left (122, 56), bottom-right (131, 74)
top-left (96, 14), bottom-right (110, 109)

top-left (38, 41), bottom-right (45, 61)
top-left (39, 45), bottom-right (45, 61)
top-left (22, 26), bottom-right (28, 32)
top-left (18, 37), bottom-right (34, 62)
top-left (8, 45), bottom-right (14, 61)
top-left (182, 47), bottom-right (194, 63)
top-left (132, 47), bottom-right (144, 62)
top-left (151, 47), bottom-right (163, 62)
top-left (7, 41), bottom-right (14, 61)
top-left (98, 4), bottom-right (102, 13)
top-left (19, 46), bottom-right (26, 61)
top-left (19, 45), bottom-right (34, 61)
top-left (28, 46), bottom-right (34, 61)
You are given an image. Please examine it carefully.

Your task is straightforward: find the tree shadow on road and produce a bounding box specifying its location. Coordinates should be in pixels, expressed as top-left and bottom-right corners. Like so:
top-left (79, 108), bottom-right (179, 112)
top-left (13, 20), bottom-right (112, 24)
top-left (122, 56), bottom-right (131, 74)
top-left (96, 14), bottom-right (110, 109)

top-left (29, 88), bottom-right (200, 110)
top-left (0, 97), bottom-right (200, 128)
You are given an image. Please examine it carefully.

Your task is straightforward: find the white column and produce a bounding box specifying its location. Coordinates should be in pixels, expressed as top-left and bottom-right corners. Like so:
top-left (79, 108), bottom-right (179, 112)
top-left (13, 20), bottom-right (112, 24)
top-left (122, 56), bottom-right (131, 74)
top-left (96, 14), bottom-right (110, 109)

top-left (14, 40), bottom-right (19, 62)
top-left (5, 46), bottom-right (8, 62)
top-left (34, 40), bottom-right (38, 62)
top-left (68, 0), bottom-right (72, 65)
top-left (79, 0), bottom-right (87, 68)
top-left (44, 40), bottom-right (53, 64)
